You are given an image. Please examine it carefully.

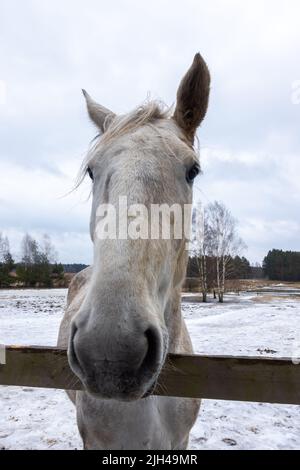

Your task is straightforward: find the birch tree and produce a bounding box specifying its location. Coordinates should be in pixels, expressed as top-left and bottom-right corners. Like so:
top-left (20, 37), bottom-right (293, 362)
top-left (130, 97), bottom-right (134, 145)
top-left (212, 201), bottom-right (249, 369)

top-left (0, 233), bottom-right (10, 262)
top-left (0, 233), bottom-right (14, 286)
top-left (41, 234), bottom-right (58, 264)
top-left (206, 201), bottom-right (246, 303)
top-left (190, 203), bottom-right (212, 302)
top-left (17, 234), bottom-right (54, 287)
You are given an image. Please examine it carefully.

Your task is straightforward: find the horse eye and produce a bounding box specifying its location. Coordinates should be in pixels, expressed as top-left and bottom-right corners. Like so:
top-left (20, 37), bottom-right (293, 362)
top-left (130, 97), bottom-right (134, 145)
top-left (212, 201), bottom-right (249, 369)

top-left (186, 163), bottom-right (200, 183)
top-left (87, 167), bottom-right (94, 181)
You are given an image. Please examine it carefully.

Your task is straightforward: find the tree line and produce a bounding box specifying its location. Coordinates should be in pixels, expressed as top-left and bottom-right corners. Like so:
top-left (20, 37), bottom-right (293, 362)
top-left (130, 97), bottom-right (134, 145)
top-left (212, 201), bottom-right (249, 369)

top-left (2, 210), bottom-right (298, 291)
top-left (0, 233), bottom-right (64, 288)
top-left (187, 255), bottom-right (251, 281)
top-left (0, 202), bottom-right (250, 294)
top-left (263, 249), bottom-right (300, 281)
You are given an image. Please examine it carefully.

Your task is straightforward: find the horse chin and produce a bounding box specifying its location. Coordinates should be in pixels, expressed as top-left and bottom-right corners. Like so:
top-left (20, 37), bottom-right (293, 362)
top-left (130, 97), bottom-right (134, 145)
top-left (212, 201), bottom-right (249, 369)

top-left (82, 375), bottom-right (159, 402)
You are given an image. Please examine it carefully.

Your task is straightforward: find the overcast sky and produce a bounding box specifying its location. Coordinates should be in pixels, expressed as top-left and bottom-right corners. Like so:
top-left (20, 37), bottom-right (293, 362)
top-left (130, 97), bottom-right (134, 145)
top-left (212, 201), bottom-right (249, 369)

top-left (0, 0), bottom-right (299, 264)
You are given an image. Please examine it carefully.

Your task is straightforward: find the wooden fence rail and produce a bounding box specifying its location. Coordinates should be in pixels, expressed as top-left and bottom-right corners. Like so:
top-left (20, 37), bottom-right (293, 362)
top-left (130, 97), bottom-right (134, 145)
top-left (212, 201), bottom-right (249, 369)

top-left (0, 346), bottom-right (300, 405)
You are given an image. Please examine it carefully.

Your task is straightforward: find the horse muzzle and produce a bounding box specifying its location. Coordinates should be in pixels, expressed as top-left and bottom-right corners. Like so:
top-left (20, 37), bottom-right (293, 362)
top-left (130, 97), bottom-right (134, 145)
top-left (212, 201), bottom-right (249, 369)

top-left (68, 320), bottom-right (166, 401)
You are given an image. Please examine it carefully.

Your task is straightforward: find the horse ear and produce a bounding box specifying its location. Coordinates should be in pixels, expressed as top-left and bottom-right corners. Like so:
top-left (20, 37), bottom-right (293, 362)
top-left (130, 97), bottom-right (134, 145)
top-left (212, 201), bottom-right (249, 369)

top-left (82, 89), bottom-right (116, 132)
top-left (173, 53), bottom-right (210, 142)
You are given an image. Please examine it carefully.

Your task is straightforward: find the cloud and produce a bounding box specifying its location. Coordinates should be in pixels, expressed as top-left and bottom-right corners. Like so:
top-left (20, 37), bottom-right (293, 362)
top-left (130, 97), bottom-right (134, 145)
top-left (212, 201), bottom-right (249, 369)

top-left (0, 0), bottom-right (299, 263)
top-left (196, 147), bottom-right (300, 263)
top-left (0, 158), bottom-right (92, 262)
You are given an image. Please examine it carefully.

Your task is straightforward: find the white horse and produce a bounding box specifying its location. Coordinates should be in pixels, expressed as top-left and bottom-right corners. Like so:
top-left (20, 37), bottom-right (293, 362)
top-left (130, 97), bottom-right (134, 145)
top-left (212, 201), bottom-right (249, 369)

top-left (58, 53), bottom-right (210, 450)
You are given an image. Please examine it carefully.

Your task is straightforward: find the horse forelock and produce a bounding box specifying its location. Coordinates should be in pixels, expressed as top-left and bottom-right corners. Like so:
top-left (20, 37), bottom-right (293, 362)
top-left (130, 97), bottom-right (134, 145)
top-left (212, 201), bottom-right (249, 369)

top-left (76, 100), bottom-right (174, 187)
top-left (101, 100), bottom-right (171, 143)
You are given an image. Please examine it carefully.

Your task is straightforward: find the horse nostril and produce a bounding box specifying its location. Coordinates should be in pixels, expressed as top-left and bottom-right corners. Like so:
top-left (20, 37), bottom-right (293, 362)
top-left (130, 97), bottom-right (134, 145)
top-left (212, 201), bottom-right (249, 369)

top-left (141, 327), bottom-right (162, 373)
top-left (68, 322), bottom-right (84, 377)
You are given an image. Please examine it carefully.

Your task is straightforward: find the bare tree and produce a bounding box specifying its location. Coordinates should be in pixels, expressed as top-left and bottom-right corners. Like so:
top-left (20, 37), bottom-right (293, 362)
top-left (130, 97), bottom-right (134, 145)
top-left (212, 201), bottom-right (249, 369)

top-left (0, 233), bottom-right (14, 286)
top-left (190, 203), bottom-right (212, 302)
top-left (0, 232), bottom-right (10, 262)
top-left (18, 234), bottom-right (56, 287)
top-left (21, 233), bottom-right (40, 265)
top-left (41, 234), bottom-right (58, 264)
top-left (206, 201), bottom-right (246, 303)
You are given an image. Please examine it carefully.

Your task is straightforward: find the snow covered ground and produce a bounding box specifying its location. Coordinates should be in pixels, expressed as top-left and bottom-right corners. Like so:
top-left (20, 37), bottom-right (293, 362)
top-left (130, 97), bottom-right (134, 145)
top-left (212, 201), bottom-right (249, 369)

top-left (0, 288), bottom-right (300, 450)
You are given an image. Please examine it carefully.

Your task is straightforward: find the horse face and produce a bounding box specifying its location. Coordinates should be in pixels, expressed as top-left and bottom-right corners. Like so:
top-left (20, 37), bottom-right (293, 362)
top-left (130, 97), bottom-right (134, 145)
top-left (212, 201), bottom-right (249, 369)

top-left (68, 54), bottom-right (210, 400)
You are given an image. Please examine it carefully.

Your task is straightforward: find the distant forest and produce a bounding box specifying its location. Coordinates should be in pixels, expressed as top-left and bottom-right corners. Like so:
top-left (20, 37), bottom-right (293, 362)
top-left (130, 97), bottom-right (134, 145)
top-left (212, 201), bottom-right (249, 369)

top-left (263, 249), bottom-right (300, 282)
top-left (63, 264), bottom-right (89, 273)
top-left (1, 232), bottom-right (299, 289)
top-left (187, 255), bottom-right (253, 280)
top-left (0, 233), bottom-right (65, 288)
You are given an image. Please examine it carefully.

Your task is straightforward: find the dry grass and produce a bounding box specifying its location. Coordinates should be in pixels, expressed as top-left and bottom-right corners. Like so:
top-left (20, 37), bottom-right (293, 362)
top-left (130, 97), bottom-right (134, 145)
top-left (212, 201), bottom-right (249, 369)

top-left (250, 294), bottom-right (300, 303)
top-left (228, 279), bottom-right (300, 291)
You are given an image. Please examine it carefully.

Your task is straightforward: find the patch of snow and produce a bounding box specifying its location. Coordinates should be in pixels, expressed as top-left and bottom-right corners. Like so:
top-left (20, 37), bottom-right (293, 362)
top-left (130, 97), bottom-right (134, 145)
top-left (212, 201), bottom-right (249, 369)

top-left (0, 289), bottom-right (300, 450)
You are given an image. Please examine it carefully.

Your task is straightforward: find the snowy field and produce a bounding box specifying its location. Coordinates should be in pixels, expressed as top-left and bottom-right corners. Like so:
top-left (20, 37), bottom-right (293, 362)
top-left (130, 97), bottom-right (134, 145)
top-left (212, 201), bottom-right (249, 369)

top-left (0, 288), bottom-right (300, 450)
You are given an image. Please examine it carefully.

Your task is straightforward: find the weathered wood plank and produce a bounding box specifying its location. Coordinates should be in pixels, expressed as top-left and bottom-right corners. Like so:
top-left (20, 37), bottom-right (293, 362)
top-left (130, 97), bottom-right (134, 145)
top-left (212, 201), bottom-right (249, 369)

top-left (0, 346), bottom-right (300, 404)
